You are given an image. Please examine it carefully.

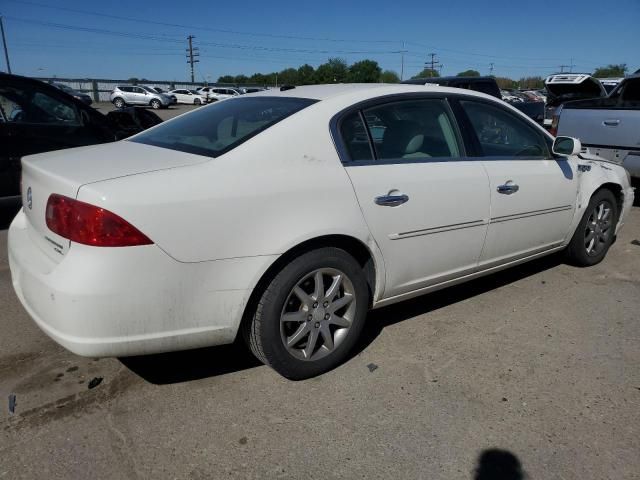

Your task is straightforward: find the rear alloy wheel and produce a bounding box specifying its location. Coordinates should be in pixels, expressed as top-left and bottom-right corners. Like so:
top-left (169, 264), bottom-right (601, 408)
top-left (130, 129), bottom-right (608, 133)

top-left (566, 189), bottom-right (618, 266)
top-left (113, 97), bottom-right (125, 109)
top-left (244, 247), bottom-right (369, 379)
top-left (150, 99), bottom-right (161, 109)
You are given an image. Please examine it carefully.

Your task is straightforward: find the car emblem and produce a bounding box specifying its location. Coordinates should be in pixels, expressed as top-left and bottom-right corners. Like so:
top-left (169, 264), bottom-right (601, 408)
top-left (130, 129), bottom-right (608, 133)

top-left (27, 187), bottom-right (32, 210)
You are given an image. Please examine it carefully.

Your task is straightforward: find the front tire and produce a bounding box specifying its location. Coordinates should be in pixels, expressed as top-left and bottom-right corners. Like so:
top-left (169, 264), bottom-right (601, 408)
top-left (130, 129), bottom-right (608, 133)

top-left (113, 97), bottom-right (125, 109)
top-left (150, 99), bottom-right (161, 109)
top-left (566, 189), bottom-right (618, 266)
top-left (244, 247), bottom-right (370, 380)
top-left (194, 98), bottom-right (201, 105)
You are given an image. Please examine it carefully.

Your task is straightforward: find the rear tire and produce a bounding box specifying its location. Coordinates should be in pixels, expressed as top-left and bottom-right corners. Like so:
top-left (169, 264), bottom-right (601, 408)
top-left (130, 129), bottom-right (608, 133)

top-left (194, 98), bottom-right (201, 105)
top-left (150, 99), bottom-right (161, 109)
top-left (113, 97), bottom-right (125, 109)
top-left (566, 189), bottom-right (618, 267)
top-left (243, 247), bottom-right (369, 380)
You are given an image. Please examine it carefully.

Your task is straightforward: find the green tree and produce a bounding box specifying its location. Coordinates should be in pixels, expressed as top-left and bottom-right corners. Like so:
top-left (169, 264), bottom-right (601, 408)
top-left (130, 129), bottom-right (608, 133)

top-left (456, 69), bottom-right (480, 77)
top-left (217, 75), bottom-right (235, 83)
top-left (494, 77), bottom-right (517, 89)
top-left (379, 70), bottom-right (400, 83)
top-left (127, 77), bottom-right (140, 85)
top-left (297, 64), bottom-right (315, 85)
top-left (234, 74), bottom-right (249, 84)
top-left (412, 68), bottom-right (439, 79)
top-left (347, 59), bottom-right (382, 83)
top-left (314, 57), bottom-right (348, 83)
top-left (249, 73), bottom-right (268, 85)
top-left (278, 68), bottom-right (299, 85)
top-left (593, 64), bottom-right (627, 78)
top-left (518, 76), bottom-right (544, 89)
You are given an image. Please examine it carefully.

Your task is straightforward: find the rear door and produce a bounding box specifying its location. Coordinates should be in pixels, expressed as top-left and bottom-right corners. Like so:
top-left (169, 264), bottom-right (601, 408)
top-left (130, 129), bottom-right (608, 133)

top-left (337, 95), bottom-right (490, 299)
top-left (453, 97), bottom-right (578, 267)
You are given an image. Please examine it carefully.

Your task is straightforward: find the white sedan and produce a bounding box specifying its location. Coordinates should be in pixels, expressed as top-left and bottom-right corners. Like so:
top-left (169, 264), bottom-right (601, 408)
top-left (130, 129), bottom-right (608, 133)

top-left (168, 89), bottom-right (207, 105)
top-left (8, 84), bottom-right (634, 379)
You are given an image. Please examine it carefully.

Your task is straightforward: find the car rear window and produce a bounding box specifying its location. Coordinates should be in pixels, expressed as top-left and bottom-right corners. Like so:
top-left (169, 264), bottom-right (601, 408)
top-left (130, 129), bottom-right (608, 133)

top-left (130, 96), bottom-right (316, 157)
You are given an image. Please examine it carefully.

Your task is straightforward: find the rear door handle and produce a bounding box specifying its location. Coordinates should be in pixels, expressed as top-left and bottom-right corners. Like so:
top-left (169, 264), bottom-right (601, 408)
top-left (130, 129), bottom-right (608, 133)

top-left (603, 119), bottom-right (620, 126)
top-left (375, 193), bottom-right (409, 207)
top-left (497, 181), bottom-right (519, 195)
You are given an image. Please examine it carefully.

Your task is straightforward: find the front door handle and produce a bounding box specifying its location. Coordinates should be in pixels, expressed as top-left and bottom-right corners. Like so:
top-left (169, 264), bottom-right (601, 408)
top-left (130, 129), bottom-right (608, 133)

top-left (603, 119), bottom-right (620, 126)
top-left (497, 181), bottom-right (519, 195)
top-left (375, 193), bottom-right (409, 207)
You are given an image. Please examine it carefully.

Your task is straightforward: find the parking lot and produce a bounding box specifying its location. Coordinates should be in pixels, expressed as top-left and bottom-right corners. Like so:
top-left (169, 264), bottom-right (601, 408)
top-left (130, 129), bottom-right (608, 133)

top-left (1, 187), bottom-right (639, 478)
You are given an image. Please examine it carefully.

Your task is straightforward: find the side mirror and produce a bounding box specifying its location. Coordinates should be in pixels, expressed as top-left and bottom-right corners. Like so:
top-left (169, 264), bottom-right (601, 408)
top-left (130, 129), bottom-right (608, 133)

top-left (552, 136), bottom-right (582, 156)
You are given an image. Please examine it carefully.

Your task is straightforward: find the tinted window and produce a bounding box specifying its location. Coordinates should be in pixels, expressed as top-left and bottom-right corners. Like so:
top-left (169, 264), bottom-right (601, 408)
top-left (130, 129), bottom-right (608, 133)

top-left (340, 112), bottom-right (373, 161)
top-left (131, 96), bottom-right (316, 157)
top-left (360, 99), bottom-right (461, 161)
top-left (460, 100), bottom-right (549, 158)
top-left (620, 79), bottom-right (640, 104)
top-left (0, 86), bottom-right (79, 125)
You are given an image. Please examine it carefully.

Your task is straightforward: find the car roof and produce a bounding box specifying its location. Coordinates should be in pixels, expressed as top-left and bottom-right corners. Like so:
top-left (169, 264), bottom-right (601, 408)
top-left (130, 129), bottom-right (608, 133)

top-left (249, 83), bottom-right (498, 101)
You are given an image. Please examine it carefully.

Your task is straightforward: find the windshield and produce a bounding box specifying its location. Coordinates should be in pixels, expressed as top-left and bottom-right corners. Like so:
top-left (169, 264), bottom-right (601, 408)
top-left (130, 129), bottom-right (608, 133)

top-left (141, 86), bottom-right (157, 94)
top-left (189, 90), bottom-right (199, 95)
top-left (130, 96), bottom-right (317, 157)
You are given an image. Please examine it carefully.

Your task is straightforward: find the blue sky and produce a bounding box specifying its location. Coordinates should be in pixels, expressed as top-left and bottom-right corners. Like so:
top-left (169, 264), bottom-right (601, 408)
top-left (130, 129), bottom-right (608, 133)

top-left (2, 0), bottom-right (638, 82)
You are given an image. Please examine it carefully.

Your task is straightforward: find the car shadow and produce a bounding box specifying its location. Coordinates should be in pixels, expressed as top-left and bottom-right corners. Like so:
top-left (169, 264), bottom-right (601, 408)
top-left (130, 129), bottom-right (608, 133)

top-left (473, 449), bottom-right (526, 480)
top-left (122, 252), bottom-right (564, 385)
top-left (351, 252), bottom-right (564, 359)
top-left (0, 204), bottom-right (20, 230)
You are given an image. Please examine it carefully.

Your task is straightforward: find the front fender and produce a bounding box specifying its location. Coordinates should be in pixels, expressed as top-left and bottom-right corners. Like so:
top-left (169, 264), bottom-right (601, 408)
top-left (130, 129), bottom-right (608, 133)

top-left (566, 158), bottom-right (633, 242)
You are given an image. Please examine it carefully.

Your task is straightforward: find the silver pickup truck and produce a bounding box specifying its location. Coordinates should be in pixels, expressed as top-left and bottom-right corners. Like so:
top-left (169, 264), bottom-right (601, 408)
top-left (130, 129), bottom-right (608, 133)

top-left (555, 73), bottom-right (640, 178)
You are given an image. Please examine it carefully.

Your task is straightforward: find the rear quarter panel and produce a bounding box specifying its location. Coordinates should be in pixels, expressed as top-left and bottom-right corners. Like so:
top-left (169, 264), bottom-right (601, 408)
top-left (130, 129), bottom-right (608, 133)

top-left (76, 104), bottom-right (386, 296)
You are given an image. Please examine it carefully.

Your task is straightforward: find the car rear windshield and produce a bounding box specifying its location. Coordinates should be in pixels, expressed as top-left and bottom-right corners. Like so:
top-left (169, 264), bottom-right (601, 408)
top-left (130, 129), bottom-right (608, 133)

top-left (130, 96), bottom-right (316, 157)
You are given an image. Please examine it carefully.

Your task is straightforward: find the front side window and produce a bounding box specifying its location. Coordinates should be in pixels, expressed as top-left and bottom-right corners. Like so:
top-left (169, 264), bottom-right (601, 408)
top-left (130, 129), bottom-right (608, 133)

top-left (131, 96), bottom-right (317, 157)
top-left (460, 100), bottom-right (549, 158)
top-left (0, 85), bottom-right (79, 125)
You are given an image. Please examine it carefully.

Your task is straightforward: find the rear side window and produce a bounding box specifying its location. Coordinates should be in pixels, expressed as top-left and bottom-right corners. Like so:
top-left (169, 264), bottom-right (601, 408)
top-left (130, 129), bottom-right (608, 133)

top-left (460, 100), bottom-right (549, 158)
top-left (340, 98), bottom-right (461, 162)
top-left (131, 96), bottom-right (317, 157)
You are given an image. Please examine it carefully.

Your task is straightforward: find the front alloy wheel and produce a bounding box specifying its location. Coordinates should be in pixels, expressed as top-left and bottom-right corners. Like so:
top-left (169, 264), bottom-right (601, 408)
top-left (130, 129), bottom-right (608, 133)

top-left (584, 200), bottom-right (613, 257)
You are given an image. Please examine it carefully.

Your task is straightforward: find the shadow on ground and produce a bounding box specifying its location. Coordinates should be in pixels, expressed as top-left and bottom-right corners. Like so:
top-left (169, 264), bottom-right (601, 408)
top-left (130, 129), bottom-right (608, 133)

top-left (474, 449), bottom-right (525, 480)
top-left (0, 204), bottom-right (20, 230)
top-left (123, 252), bottom-right (564, 385)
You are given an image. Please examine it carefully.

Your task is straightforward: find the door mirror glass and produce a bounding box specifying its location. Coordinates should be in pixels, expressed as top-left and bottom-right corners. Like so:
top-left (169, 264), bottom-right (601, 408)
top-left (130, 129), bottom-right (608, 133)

top-left (552, 136), bottom-right (581, 156)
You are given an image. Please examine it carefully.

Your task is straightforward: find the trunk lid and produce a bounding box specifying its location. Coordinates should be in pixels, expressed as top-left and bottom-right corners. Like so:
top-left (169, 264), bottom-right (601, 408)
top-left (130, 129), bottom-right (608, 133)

top-left (20, 140), bottom-right (208, 262)
top-left (545, 74), bottom-right (606, 107)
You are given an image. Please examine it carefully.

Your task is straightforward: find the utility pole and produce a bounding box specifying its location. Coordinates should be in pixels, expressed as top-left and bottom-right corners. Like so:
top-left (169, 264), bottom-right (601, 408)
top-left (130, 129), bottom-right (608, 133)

top-left (0, 16), bottom-right (11, 74)
top-left (558, 60), bottom-right (574, 73)
top-left (186, 35), bottom-right (199, 83)
top-left (425, 52), bottom-right (441, 77)
top-left (489, 62), bottom-right (494, 76)
top-left (399, 41), bottom-right (408, 81)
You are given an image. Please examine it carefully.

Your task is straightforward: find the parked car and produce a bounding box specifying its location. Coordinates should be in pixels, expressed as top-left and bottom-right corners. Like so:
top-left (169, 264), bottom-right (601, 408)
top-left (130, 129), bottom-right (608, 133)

top-left (207, 87), bottom-right (241, 101)
top-left (501, 90), bottom-right (523, 103)
top-left (240, 87), bottom-right (266, 94)
top-left (403, 77), bottom-right (545, 124)
top-left (110, 85), bottom-right (173, 109)
top-left (168, 89), bottom-right (207, 105)
top-left (9, 84), bottom-right (633, 379)
top-left (150, 86), bottom-right (177, 104)
top-left (555, 73), bottom-right (640, 178)
top-left (0, 73), bottom-right (162, 210)
top-left (51, 82), bottom-right (93, 105)
top-left (544, 73), bottom-right (607, 126)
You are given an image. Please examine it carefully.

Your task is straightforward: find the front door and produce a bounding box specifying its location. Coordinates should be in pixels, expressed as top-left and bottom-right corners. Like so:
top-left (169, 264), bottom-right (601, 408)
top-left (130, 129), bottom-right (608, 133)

top-left (338, 97), bottom-right (490, 299)
top-left (454, 98), bottom-right (578, 267)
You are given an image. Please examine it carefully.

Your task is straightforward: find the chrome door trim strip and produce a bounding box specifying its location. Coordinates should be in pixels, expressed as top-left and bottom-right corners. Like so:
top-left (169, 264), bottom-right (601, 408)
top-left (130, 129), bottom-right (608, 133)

top-left (489, 205), bottom-right (573, 224)
top-left (389, 219), bottom-right (487, 240)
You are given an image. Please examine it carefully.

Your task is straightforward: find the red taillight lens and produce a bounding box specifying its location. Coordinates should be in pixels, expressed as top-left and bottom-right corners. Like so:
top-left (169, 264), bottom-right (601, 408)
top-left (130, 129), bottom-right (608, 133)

top-left (46, 194), bottom-right (153, 247)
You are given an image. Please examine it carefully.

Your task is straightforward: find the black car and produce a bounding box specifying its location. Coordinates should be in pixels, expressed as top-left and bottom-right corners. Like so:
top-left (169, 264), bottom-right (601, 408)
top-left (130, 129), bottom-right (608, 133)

top-left (0, 73), bottom-right (162, 211)
top-left (51, 82), bottom-right (93, 105)
top-left (402, 76), bottom-right (545, 124)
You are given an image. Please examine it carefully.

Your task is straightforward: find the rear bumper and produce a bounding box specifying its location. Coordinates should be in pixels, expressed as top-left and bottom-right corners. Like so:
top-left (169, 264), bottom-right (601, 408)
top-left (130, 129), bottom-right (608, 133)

top-left (8, 210), bottom-right (276, 357)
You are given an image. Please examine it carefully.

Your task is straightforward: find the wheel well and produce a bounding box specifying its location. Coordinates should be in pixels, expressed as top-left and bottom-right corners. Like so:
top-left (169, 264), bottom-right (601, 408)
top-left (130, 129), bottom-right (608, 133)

top-left (595, 182), bottom-right (624, 215)
top-left (238, 235), bottom-right (377, 339)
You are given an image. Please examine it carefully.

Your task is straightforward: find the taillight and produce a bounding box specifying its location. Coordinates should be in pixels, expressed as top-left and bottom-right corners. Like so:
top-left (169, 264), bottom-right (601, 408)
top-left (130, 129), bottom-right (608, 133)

top-left (549, 104), bottom-right (563, 137)
top-left (45, 194), bottom-right (153, 247)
